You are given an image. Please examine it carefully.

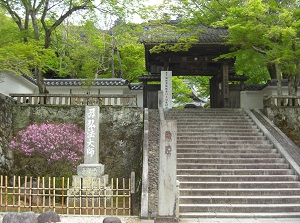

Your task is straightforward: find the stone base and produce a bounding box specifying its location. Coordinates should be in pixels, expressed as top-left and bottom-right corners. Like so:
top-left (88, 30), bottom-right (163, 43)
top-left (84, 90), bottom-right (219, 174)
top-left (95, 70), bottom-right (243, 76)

top-left (154, 216), bottom-right (178, 223)
top-left (68, 163), bottom-right (111, 206)
top-left (77, 164), bottom-right (105, 177)
top-left (71, 174), bottom-right (109, 189)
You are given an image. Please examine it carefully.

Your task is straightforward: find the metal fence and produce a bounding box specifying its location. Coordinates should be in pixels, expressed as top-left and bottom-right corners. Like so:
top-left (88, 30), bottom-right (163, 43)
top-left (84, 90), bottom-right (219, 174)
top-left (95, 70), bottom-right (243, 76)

top-left (0, 175), bottom-right (134, 215)
top-left (9, 94), bottom-right (137, 107)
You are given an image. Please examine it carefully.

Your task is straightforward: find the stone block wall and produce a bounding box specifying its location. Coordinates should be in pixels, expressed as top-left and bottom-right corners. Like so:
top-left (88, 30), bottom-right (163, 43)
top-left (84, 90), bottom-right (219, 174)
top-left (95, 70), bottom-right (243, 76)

top-left (262, 108), bottom-right (300, 148)
top-left (0, 95), bottom-right (143, 181)
top-left (147, 109), bottom-right (160, 217)
top-left (0, 94), bottom-right (15, 173)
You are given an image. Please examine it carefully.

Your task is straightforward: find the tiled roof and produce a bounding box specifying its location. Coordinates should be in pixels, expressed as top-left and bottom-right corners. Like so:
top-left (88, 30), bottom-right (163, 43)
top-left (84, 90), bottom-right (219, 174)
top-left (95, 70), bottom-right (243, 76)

top-left (244, 84), bottom-right (267, 91)
top-left (44, 78), bottom-right (128, 86)
top-left (129, 83), bottom-right (144, 90)
top-left (267, 79), bottom-right (290, 86)
top-left (244, 79), bottom-right (299, 91)
top-left (21, 73), bottom-right (37, 85)
top-left (142, 24), bottom-right (228, 44)
top-left (198, 26), bottom-right (228, 43)
top-left (20, 73), bottom-right (144, 90)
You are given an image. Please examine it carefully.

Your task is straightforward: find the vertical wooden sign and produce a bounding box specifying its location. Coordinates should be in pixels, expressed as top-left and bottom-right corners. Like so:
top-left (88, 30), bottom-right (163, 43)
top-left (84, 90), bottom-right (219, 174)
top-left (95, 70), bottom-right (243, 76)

top-left (161, 71), bottom-right (172, 109)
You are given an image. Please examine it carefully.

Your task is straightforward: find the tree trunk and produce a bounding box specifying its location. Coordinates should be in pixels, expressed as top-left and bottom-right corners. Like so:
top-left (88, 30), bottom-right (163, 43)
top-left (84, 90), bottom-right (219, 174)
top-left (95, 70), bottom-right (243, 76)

top-left (34, 68), bottom-right (49, 94)
top-left (274, 62), bottom-right (282, 96)
top-left (288, 75), bottom-right (296, 96)
top-left (267, 63), bottom-right (277, 79)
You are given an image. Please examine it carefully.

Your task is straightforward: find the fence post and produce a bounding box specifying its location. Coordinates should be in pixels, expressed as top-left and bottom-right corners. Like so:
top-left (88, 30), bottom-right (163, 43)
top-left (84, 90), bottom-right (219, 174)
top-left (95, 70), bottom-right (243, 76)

top-left (130, 171), bottom-right (135, 215)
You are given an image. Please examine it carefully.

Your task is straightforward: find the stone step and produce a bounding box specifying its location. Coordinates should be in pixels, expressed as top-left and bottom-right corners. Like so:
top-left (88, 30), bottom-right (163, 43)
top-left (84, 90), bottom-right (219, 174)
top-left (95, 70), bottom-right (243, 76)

top-left (179, 212), bottom-right (300, 218)
top-left (177, 123), bottom-right (258, 128)
top-left (167, 111), bottom-right (245, 116)
top-left (177, 131), bottom-right (264, 136)
top-left (178, 135), bottom-right (267, 141)
top-left (176, 120), bottom-right (253, 125)
top-left (177, 175), bottom-right (299, 182)
top-left (179, 188), bottom-right (300, 196)
top-left (178, 128), bottom-right (261, 133)
top-left (170, 108), bottom-right (300, 218)
top-left (179, 196), bottom-right (300, 204)
top-left (177, 144), bottom-right (274, 149)
top-left (177, 140), bottom-right (272, 145)
top-left (177, 163), bottom-right (290, 169)
top-left (177, 153), bottom-right (281, 158)
top-left (179, 203), bottom-right (300, 213)
top-left (177, 148), bottom-right (278, 154)
top-left (173, 118), bottom-right (252, 123)
top-left (167, 111), bottom-right (245, 115)
top-left (179, 181), bottom-right (300, 189)
top-left (177, 158), bottom-right (285, 164)
top-left (177, 169), bottom-right (293, 175)
top-left (167, 110), bottom-right (244, 114)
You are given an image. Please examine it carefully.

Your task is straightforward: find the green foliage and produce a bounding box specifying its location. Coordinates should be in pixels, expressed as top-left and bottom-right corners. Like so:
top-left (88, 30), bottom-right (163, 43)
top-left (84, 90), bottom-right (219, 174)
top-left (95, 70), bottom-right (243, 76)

top-left (119, 44), bottom-right (145, 82)
top-left (167, 0), bottom-right (300, 91)
top-left (187, 76), bottom-right (210, 100)
top-left (0, 40), bottom-right (57, 77)
top-left (0, 0), bottom-right (146, 90)
top-left (172, 77), bottom-right (193, 106)
top-left (216, 0), bottom-right (300, 78)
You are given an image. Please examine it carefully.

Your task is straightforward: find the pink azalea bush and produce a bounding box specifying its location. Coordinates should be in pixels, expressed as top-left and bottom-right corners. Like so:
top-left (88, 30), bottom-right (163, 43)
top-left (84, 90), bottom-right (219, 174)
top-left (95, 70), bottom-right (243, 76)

top-left (10, 123), bottom-right (84, 177)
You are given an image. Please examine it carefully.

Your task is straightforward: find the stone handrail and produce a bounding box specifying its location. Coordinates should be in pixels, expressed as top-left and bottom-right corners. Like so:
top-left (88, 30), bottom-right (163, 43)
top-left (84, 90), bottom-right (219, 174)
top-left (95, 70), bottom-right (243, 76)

top-left (263, 95), bottom-right (300, 108)
top-left (9, 94), bottom-right (137, 106)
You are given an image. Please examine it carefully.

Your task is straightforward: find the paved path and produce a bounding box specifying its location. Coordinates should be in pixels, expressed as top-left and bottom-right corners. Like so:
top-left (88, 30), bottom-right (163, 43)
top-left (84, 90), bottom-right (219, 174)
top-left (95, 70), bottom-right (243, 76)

top-left (142, 218), bottom-right (300, 223)
top-left (180, 218), bottom-right (300, 223)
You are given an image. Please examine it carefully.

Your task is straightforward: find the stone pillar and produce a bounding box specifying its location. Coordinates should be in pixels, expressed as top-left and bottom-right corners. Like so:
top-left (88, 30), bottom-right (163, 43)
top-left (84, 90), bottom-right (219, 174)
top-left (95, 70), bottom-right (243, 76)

top-left (68, 106), bottom-right (110, 206)
top-left (76, 106), bottom-right (105, 182)
top-left (156, 120), bottom-right (178, 223)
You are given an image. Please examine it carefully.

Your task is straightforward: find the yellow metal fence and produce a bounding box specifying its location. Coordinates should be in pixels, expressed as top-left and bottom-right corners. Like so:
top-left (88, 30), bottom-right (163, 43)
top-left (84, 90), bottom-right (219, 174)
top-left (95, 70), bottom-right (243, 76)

top-left (0, 175), bottom-right (133, 215)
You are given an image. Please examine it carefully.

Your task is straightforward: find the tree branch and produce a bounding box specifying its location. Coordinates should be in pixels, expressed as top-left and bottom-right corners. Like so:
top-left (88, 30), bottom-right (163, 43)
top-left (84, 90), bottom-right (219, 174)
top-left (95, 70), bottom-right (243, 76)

top-left (252, 45), bottom-right (267, 55)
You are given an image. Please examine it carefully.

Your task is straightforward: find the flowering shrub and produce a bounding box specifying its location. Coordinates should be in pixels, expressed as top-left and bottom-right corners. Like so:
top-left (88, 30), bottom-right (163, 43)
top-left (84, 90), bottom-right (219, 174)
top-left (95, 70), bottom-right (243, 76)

top-left (10, 123), bottom-right (84, 177)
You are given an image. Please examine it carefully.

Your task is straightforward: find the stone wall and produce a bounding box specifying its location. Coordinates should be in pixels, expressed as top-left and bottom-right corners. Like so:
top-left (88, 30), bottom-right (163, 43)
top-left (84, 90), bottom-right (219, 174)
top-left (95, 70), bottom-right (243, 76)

top-left (0, 97), bottom-right (143, 212)
top-left (262, 108), bottom-right (300, 148)
top-left (10, 104), bottom-right (143, 179)
top-left (0, 94), bottom-right (15, 174)
top-left (0, 95), bottom-right (143, 180)
top-left (147, 109), bottom-right (160, 217)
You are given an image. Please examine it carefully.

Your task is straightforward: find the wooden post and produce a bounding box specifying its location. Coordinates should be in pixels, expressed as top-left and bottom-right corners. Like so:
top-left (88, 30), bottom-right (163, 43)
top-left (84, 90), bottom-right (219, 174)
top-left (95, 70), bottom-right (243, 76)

top-left (222, 62), bottom-right (229, 108)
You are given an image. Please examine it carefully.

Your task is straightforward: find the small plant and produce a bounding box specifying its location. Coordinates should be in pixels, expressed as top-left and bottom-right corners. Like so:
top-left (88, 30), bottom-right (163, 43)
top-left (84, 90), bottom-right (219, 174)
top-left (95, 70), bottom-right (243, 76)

top-left (10, 122), bottom-right (84, 177)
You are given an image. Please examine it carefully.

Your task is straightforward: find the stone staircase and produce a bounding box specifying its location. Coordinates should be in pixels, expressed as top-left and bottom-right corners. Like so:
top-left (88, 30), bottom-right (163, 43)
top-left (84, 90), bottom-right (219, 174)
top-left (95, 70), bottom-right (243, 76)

top-left (166, 108), bottom-right (300, 218)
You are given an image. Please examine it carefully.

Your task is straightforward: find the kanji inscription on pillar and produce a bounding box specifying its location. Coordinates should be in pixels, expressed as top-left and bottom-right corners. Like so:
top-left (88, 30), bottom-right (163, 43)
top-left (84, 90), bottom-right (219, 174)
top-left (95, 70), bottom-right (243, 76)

top-left (161, 71), bottom-right (172, 109)
top-left (84, 106), bottom-right (100, 164)
top-left (165, 130), bottom-right (172, 154)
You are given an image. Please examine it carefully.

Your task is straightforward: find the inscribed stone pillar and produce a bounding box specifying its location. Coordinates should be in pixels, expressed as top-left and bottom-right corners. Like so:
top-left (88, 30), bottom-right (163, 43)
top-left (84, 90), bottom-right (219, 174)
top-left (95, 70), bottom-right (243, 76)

top-left (68, 106), bottom-right (110, 206)
top-left (158, 120), bottom-right (177, 217)
top-left (76, 105), bottom-right (104, 180)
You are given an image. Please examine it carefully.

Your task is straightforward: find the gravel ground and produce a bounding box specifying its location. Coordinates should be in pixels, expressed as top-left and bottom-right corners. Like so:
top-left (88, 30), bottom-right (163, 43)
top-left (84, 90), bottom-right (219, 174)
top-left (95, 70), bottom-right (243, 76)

top-left (0, 213), bottom-right (140, 223)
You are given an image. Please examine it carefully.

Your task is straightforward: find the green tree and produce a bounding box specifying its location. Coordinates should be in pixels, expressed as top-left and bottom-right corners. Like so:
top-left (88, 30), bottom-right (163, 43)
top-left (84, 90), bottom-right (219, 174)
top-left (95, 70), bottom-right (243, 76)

top-left (0, 0), bottom-right (144, 93)
top-left (172, 76), bottom-right (193, 107)
top-left (0, 0), bottom-right (98, 93)
top-left (174, 0), bottom-right (300, 96)
top-left (50, 20), bottom-right (146, 81)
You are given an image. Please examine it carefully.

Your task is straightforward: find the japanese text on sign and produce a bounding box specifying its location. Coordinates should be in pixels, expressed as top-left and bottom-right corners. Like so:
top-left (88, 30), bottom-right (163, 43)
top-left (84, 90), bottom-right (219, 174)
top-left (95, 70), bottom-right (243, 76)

top-left (86, 108), bottom-right (96, 157)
